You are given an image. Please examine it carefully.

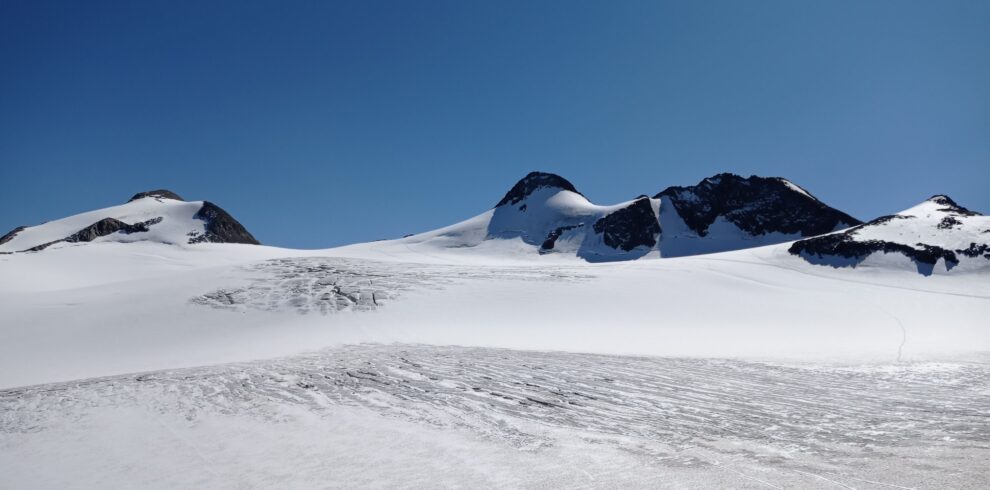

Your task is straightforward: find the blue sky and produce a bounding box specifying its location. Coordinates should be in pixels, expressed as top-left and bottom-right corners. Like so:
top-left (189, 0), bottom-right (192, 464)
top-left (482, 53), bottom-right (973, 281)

top-left (1, 0), bottom-right (988, 248)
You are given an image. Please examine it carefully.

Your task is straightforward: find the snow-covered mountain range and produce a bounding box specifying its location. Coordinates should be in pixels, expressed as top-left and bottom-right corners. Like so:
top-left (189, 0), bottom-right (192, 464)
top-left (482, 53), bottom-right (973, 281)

top-left (336, 171), bottom-right (988, 274)
top-left (3, 172), bottom-right (988, 280)
top-left (4, 172), bottom-right (987, 277)
top-left (334, 171), bottom-right (868, 262)
top-left (0, 189), bottom-right (258, 253)
top-left (2, 172), bottom-right (988, 489)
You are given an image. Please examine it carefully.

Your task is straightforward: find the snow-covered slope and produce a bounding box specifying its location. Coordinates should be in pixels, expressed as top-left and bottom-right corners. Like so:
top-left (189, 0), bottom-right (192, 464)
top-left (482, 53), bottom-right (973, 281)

top-left (487, 172), bottom-right (662, 261)
top-left (1, 180), bottom-right (986, 490)
top-left (0, 177), bottom-right (987, 389)
top-left (0, 190), bottom-right (258, 253)
top-left (790, 195), bottom-right (990, 275)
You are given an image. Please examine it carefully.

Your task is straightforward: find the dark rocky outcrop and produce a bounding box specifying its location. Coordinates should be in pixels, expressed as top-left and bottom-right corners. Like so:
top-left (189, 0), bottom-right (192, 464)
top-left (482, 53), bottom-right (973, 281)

top-left (789, 197), bottom-right (990, 275)
top-left (928, 195), bottom-right (979, 216)
top-left (592, 197), bottom-right (660, 252)
top-left (496, 172), bottom-right (583, 207)
top-left (128, 189), bottom-right (184, 202)
top-left (957, 243), bottom-right (990, 259)
top-left (0, 226), bottom-right (26, 246)
top-left (189, 202), bottom-right (260, 245)
top-left (540, 224), bottom-right (584, 252)
top-left (656, 173), bottom-right (860, 237)
top-left (788, 230), bottom-right (960, 269)
top-left (26, 217), bottom-right (164, 252)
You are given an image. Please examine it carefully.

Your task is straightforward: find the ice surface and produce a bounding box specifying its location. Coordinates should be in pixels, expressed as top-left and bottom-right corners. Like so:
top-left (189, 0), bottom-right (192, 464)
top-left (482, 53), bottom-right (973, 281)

top-left (3, 345), bottom-right (988, 489)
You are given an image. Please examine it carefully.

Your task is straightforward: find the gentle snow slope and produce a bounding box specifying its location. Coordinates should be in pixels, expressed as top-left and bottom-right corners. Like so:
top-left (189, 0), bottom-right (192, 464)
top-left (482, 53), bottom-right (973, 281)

top-left (0, 237), bottom-right (987, 388)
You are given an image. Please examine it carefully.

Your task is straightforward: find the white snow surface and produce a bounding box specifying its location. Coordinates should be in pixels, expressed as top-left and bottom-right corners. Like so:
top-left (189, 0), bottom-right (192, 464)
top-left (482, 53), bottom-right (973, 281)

top-left (4, 344), bottom-right (988, 489)
top-left (778, 177), bottom-right (815, 200)
top-left (853, 196), bottom-right (990, 251)
top-left (1, 225), bottom-right (987, 389)
top-left (2, 195), bottom-right (989, 488)
top-left (0, 195), bottom-right (211, 252)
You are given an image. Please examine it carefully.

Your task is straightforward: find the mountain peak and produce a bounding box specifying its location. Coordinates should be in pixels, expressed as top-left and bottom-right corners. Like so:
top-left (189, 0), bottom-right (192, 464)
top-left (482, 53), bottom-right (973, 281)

top-left (655, 173), bottom-right (860, 238)
top-left (927, 194), bottom-right (957, 205)
top-left (495, 172), bottom-right (582, 207)
top-left (128, 189), bottom-right (184, 203)
top-left (922, 195), bottom-right (980, 216)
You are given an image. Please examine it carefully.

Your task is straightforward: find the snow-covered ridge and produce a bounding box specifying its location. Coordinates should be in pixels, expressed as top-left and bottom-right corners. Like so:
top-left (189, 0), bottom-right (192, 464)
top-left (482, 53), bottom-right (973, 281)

top-left (0, 190), bottom-right (258, 253)
top-left (362, 171), bottom-right (862, 261)
top-left (790, 195), bottom-right (990, 275)
top-left (487, 173), bottom-right (662, 262)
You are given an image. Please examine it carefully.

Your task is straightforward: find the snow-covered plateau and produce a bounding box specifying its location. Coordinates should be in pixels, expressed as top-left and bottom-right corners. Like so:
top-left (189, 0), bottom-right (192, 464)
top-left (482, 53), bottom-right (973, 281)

top-left (1, 174), bottom-right (988, 488)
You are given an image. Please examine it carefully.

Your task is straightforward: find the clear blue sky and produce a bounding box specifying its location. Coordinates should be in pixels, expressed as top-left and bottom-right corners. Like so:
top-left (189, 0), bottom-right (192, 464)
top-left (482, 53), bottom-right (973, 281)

top-left (1, 0), bottom-right (987, 248)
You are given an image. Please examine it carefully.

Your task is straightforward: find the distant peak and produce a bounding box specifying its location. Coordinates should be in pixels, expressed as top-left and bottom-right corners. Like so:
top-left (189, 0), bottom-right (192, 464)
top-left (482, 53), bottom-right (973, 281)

top-left (128, 189), bottom-right (184, 202)
top-left (657, 173), bottom-right (818, 200)
top-left (703, 172), bottom-right (742, 184)
top-left (495, 172), bottom-right (582, 207)
top-left (926, 195), bottom-right (958, 206)
top-left (924, 195), bottom-right (980, 216)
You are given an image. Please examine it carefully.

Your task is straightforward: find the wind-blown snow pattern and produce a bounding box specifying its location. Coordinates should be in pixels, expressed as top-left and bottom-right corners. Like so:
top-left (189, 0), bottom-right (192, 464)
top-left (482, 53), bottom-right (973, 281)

top-left (1, 176), bottom-right (988, 488)
top-left (3, 345), bottom-right (988, 489)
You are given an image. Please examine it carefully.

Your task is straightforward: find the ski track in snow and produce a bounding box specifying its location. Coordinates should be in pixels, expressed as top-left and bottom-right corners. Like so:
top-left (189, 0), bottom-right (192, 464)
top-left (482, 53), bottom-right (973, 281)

top-left (3, 344), bottom-right (988, 488)
top-left (191, 257), bottom-right (593, 314)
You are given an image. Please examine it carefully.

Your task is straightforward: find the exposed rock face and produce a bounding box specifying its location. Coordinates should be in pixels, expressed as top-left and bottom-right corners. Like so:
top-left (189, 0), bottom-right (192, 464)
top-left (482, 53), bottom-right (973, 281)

top-left (488, 171), bottom-right (865, 261)
top-left (540, 224), bottom-right (583, 252)
top-left (189, 202), bottom-right (260, 245)
top-left (128, 189), bottom-right (184, 202)
top-left (488, 172), bottom-right (660, 261)
top-left (0, 226), bottom-right (25, 246)
top-left (2, 189), bottom-right (261, 252)
top-left (655, 173), bottom-right (861, 237)
top-left (66, 217), bottom-right (162, 243)
top-left (496, 172), bottom-right (583, 208)
top-left (928, 195), bottom-right (979, 216)
top-left (789, 195), bottom-right (989, 275)
top-left (788, 224), bottom-right (961, 270)
top-left (26, 217), bottom-right (164, 252)
top-left (592, 197), bottom-right (660, 252)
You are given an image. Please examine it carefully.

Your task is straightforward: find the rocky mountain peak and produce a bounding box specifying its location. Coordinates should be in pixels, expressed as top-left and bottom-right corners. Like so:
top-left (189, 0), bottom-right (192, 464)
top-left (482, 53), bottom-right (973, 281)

top-left (655, 173), bottom-right (860, 237)
top-left (925, 195), bottom-right (980, 216)
top-left (128, 189), bottom-right (185, 202)
top-left (495, 172), bottom-right (583, 207)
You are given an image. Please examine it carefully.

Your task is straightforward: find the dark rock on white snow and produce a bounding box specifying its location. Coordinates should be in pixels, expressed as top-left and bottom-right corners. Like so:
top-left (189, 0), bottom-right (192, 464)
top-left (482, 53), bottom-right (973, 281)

top-left (128, 189), bottom-right (184, 202)
top-left (26, 217), bottom-right (165, 252)
top-left (655, 173), bottom-right (861, 237)
top-left (0, 226), bottom-right (25, 246)
top-left (789, 195), bottom-right (989, 275)
top-left (188, 201), bottom-right (260, 245)
top-left (592, 197), bottom-right (660, 252)
top-left (496, 172), bottom-right (584, 207)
